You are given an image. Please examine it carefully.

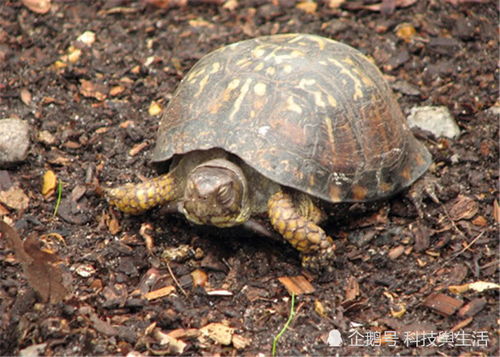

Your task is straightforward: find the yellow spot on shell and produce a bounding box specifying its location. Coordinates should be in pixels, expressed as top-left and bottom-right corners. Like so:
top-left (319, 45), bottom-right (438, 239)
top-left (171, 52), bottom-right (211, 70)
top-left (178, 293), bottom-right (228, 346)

top-left (283, 64), bottom-right (292, 74)
top-left (329, 57), bottom-right (364, 100)
top-left (266, 67), bottom-right (276, 76)
top-left (227, 78), bottom-right (240, 90)
top-left (228, 78), bottom-right (252, 121)
top-left (254, 62), bottom-right (264, 71)
top-left (327, 95), bottom-right (337, 107)
top-left (298, 78), bottom-right (316, 87)
top-left (253, 82), bottom-right (267, 96)
top-left (290, 50), bottom-right (304, 58)
top-left (194, 75), bottom-right (209, 97)
top-left (209, 62), bottom-right (220, 73)
top-left (252, 46), bottom-right (266, 58)
top-left (236, 58), bottom-right (251, 68)
top-left (379, 182), bottom-right (393, 193)
top-left (352, 185), bottom-right (368, 201)
top-left (313, 91), bottom-right (325, 107)
top-left (286, 96), bottom-right (302, 114)
top-left (186, 67), bottom-right (205, 83)
top-left (400, 166), bottom-right (412, 181)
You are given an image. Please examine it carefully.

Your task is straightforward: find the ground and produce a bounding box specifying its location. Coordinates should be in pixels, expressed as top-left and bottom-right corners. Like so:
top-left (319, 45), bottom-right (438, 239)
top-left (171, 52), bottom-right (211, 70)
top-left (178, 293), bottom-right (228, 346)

top-left (0, 0), bottom-right (498, 356)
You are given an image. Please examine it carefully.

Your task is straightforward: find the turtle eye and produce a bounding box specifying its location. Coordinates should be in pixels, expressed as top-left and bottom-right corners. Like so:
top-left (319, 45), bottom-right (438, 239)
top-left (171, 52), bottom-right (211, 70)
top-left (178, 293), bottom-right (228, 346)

top-left (217, 183), bottom-right (233, 206)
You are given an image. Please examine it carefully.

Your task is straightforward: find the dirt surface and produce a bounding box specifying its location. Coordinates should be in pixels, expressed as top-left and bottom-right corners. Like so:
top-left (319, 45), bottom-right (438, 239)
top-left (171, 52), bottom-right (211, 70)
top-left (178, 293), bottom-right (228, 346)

top-left (0, 0), bottom-right (498, 355)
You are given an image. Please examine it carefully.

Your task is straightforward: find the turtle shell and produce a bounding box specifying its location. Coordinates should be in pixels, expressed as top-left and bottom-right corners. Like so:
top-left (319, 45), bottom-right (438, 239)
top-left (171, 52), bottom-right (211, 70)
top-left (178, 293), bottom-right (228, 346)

top-left (151, 33), bottom-right (432, 203)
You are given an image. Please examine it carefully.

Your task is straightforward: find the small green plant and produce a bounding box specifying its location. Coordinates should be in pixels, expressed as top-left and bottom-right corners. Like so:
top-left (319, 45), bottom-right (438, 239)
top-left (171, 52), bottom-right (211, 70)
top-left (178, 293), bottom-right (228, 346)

top-left (272, 293), bottom-right (296, 357)
top-left (53, 180), bottom-right (63, 217)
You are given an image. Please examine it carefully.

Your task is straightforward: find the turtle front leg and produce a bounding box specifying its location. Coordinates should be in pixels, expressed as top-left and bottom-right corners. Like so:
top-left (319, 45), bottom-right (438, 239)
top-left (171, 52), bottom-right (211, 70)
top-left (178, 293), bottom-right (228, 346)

top-left (267, 191), bottom-right (335, 272)
top-left (105, 173), bottom-right (178, 215)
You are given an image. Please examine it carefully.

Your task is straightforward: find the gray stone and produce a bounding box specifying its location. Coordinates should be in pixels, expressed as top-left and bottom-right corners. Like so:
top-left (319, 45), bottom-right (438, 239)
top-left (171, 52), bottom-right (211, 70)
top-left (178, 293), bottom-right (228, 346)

top-left (407, 106), bottom-right (460, 139)
top-left (0, 118), bottom-right (30, 167)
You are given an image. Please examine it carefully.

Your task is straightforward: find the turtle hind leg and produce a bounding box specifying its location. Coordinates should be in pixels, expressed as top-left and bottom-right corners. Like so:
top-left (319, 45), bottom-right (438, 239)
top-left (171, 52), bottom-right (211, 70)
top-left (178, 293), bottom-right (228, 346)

top-left (105, 173), bottom-right (178, 215)
top-left (267, 191), bottom-right (335, 272)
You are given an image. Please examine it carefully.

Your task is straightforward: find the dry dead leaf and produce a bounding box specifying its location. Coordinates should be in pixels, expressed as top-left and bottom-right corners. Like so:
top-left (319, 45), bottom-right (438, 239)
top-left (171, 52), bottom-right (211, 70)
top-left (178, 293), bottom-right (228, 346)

top-left (449, 281), bottom-right (500, 294)
top-left (22, 0), bottom-right (51, 14)
top-left (41, 170), bottom-right (57, 197)
top-left (390, 303), bottom-right (406, 318)
top-left (199, 322), bottom-right (234, 345)
top-left (0, 185), bottom-right (30, 211)
top-left (232, 334), bottom-right (252, 350)
top-left (0, 222), bottom-right (69, 303)
top-left (314, 299), bottom-right (327, 317)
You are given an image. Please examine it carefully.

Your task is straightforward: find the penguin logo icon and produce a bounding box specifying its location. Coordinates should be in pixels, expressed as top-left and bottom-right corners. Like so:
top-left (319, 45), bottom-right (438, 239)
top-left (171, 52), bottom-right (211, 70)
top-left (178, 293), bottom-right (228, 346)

top-left (327, 329), bottom-right (343, 347)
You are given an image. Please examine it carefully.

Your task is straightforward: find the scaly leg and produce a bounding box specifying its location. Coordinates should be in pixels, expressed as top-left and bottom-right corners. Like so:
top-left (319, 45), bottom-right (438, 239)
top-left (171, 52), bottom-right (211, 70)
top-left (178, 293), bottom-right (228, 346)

top-left (105, 173), bottom-right (178, 215)
top-left (267, 191), bottom-right (335, 271)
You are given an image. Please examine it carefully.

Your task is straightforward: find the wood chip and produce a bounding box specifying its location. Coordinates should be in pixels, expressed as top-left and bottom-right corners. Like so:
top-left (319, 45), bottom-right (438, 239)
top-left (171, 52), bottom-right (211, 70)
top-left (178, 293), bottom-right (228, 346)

top-left (278, 275), bottom-right (315, 295)
top-left (129, 141), bottom-right (149, 156)
top-left (388, 245), bottom-right (405, 260)
top-left (423, 293), bottom-right (463, 316)
top-left (143, 285), bottom-right (176, 300)
top-left (344, 276), bottom-right (360, 301)
top-left (450, 316), bottom-right (473, 332)
top-left (20, 88), bottom-right (32, 106)
top-left (448, 195), bottom-right (478, 221)
top-left (457, 298), bottom-right (486, 318)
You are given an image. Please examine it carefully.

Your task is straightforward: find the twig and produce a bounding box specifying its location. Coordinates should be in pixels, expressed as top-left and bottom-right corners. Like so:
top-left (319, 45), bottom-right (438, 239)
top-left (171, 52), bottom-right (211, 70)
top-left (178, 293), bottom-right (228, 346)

top-left (166, 261), bottom-right (188, 297)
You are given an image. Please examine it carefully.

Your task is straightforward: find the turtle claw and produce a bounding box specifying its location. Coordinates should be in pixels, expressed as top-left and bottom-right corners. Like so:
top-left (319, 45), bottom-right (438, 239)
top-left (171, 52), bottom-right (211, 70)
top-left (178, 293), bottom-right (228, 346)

top-left (301, 244), bottom-right (336, 274)
top-left (408, 174), bottom-right (441, 218)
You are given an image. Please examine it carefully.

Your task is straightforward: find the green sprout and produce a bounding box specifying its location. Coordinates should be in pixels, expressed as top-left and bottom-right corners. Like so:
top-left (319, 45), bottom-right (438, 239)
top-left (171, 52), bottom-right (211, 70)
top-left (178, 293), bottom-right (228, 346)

top-left (272, 293), bottom-right (296, 357)
top-left (53, 180), bottom-right (63, 217)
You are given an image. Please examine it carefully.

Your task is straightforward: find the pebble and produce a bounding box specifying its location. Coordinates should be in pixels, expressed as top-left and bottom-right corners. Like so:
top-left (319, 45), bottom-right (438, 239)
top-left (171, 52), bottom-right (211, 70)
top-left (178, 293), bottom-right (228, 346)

top-left (0, 118), bottom-right (30, 167)
top-left (407, 106), bottom-right (461, 139)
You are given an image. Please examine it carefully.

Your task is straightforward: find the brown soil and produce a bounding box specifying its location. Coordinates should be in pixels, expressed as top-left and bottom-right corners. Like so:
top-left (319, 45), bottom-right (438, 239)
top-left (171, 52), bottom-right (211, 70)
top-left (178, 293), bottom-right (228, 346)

top-left (0, 0), bottom-right (498, 355)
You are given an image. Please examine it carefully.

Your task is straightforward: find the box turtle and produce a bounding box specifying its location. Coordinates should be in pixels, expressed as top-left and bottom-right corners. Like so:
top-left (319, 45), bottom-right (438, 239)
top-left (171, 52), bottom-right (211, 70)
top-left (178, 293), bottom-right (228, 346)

top-left (105, 33), bottom-right (432, 271)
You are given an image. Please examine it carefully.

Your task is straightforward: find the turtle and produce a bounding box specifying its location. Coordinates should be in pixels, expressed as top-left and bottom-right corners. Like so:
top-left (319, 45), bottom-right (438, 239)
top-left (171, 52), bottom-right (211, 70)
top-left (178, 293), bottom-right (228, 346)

top-left (104, 33), bottom-right (432, 271)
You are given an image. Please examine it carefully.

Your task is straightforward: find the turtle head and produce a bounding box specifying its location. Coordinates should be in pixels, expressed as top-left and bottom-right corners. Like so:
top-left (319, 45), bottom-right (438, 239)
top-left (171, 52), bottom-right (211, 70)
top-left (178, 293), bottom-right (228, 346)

top-left (180, 159), bottom-right (251, 227)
